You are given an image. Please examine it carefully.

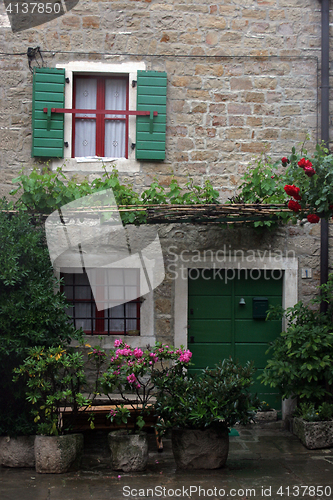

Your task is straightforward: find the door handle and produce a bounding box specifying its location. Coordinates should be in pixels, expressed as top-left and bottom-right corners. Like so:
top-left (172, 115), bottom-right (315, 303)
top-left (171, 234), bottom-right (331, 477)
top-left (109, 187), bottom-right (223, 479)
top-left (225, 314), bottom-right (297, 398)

top-left (190, 336), bottom-right (195, 343)
top-left (190, 308), bottom-right (194, 315)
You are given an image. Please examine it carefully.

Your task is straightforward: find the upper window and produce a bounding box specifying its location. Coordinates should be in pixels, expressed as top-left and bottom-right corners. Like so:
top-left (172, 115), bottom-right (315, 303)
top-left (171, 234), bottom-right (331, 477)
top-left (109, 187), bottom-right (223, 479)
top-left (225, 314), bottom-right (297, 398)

top-left (31, 65), bottom-right (167, 162)
top-left (73, 75), bottom-right (129, 159)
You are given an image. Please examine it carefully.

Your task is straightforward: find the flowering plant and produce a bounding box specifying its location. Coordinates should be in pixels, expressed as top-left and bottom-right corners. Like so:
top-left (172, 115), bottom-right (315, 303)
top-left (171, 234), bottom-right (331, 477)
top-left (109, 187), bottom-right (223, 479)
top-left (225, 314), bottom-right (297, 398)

top-left (14, 346), bottom-right (91, 436)
top-left (97, 340), bottom-right (192, 433)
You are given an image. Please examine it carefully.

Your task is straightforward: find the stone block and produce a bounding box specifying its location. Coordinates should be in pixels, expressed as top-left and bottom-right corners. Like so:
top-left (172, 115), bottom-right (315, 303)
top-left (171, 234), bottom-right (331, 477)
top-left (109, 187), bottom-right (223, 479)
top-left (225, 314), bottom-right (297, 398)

top-left (230, 77), bottom-right (253, 91)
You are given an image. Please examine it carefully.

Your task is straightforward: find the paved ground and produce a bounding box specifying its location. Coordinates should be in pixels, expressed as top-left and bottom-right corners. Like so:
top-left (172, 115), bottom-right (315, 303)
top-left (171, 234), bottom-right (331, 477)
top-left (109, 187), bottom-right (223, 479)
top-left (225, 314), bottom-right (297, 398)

top-left (1, 424), bottom-right (333, 500)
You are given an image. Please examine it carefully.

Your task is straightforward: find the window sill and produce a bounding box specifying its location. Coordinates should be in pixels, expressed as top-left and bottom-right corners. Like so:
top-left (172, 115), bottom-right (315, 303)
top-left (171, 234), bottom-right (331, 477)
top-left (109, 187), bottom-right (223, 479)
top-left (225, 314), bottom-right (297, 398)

top-left (51, 157), bottom-right (141, 174)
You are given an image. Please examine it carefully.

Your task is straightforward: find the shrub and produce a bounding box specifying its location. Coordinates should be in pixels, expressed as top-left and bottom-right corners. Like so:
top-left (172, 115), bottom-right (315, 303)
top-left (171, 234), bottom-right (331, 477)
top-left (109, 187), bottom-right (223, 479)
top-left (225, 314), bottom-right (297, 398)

top-left (0, 202), bottom-right (82, 436)
top-left (259, 277), bottom-right (333, 404)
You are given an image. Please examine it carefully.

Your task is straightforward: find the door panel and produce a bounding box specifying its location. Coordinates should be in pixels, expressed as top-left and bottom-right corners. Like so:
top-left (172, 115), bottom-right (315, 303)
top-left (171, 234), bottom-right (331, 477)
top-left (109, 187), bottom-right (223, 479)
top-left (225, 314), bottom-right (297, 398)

top-left (188, 296), bottom-right (232, 319)
top-left (189, 343), bottom-right (233, 369)
top-left (188, 319), bottom-right (232, 343)
top-left (187, 268), bottom-right (283, 410)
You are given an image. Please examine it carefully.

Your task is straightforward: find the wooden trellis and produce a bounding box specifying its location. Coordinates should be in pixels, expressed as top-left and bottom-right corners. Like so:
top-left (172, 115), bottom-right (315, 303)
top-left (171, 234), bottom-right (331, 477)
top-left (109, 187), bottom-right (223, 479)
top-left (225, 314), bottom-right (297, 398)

top-left (1, 203), bottom-right (290, 224)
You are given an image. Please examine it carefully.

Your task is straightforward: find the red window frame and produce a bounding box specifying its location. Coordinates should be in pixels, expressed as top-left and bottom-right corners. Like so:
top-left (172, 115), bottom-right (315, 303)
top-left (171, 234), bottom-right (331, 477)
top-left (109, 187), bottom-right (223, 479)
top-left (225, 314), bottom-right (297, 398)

top-left (61, 271), bottom-right (141, 336)
top-left (72, 75), bottom-right (129, 159)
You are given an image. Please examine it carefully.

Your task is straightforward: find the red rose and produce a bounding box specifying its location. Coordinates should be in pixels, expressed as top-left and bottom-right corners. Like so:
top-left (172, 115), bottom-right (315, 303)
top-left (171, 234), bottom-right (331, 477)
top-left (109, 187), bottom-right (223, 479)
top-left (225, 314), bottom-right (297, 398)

top-left (281, 157), bottom-right (289, 165)
top-left (329, 205), bottom-right (333, 210)
top-left (307, 214), bottom-right (320, 223)
top-left (284, 185), bottom-right (301, 200)
top-left (304, 166), bottom-right (316, 177)
top-left (288, 200), bottom-right (302, 212)
top-left (298, 158), bottom-right (313, 169)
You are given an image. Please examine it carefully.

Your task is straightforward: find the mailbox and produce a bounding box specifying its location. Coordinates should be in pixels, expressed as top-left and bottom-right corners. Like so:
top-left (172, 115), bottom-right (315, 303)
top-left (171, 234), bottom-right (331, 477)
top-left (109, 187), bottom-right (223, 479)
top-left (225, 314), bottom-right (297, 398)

top-left (252, 297), bottom-right (269, 319)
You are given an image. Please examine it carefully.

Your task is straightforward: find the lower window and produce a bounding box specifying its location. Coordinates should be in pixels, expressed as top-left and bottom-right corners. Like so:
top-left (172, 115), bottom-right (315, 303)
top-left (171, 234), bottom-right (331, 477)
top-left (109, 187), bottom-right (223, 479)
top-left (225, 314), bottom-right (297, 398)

top-left (61, 270), bottom-right (140, 335)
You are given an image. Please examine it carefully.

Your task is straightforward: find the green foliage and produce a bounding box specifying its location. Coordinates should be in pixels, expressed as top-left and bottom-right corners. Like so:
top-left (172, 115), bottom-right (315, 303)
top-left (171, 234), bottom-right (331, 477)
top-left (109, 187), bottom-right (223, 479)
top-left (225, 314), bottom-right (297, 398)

top-left (14, 346), bottom-right (90, 436)
top-left (0, 202), bottom-right (82, 436)
top-left (260, 276), bottom-right (333, 403)
top-left (154, 358), bottom-right (259, 434)
top-left (294, 401), bottom-right (333, 422)
top-left (10, 165), bottom-right (220, 224)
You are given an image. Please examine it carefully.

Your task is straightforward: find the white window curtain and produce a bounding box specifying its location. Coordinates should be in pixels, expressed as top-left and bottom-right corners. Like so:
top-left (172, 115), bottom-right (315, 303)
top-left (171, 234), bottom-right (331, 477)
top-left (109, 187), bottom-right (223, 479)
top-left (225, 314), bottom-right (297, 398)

top-left (104, 79), bottom-right (127, 158)
top-left (75, 78), bottom-right (97, 157)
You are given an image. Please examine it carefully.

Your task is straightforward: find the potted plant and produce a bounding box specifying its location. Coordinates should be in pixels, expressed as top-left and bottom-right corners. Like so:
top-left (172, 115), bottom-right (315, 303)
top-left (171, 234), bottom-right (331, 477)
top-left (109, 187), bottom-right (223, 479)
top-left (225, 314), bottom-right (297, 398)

top-left (154, 358), bottom-right (260, 469)
top-left (255, 401), bottom-right (278, 423)
top-left (96, 340), bottom-right (192, 472)
top-left (292, 402), bottom-right (333, 449)
top-left (14, 345), bottom-right (90, 473)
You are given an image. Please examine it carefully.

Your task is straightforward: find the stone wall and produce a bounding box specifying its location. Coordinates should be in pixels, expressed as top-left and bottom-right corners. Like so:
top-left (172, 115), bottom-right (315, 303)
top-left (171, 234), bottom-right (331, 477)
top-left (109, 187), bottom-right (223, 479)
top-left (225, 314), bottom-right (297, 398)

top-left (0, 0), bottom-right (329, 201)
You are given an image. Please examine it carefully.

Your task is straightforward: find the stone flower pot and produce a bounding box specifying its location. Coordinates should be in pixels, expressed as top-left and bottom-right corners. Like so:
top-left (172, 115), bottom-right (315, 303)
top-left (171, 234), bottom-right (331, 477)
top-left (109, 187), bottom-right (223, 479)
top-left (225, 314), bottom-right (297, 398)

top-left (34, 433), bottom-right (84, 473)
top-left (0, 435), bottom-right (35, 468)
top-left (293, 417), bottom-right (333, 449)
top-left (108, 431), bottom-right (148, 472)
top-left (255, 409), bottom-right (278, 423)
top-left (171, 426), bottom-right (229, 469)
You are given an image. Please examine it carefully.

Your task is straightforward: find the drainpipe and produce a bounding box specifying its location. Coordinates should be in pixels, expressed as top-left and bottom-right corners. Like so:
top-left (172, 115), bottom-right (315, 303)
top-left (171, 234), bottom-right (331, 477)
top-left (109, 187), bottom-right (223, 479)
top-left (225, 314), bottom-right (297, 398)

top-left (320, 0), bottom-right (329, 313)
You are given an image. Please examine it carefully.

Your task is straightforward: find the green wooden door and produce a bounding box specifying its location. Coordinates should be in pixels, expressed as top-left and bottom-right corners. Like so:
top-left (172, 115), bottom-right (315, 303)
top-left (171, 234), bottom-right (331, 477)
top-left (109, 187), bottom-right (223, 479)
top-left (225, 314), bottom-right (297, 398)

top-left (188, 269), bottom-right (282, 409)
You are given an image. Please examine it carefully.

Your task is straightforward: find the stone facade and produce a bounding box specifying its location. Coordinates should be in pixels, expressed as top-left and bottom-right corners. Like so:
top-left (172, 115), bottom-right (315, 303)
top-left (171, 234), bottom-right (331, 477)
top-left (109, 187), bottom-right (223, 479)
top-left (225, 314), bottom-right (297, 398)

top-left (0, 0), bottom-right (333, 349)
top-left (0, 0), bottom-right (329, 199)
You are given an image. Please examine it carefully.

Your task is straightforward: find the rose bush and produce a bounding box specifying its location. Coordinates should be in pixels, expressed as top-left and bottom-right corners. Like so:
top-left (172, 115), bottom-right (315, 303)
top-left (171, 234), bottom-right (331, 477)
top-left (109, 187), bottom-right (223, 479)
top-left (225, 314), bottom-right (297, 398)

top-left (238, 141), bottom-right (333, 225)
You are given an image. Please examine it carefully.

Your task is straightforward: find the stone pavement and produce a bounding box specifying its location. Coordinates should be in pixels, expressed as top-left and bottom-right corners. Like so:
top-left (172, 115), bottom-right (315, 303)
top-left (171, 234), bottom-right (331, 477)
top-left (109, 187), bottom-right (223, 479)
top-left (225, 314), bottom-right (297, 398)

top-left (1, 424), bottom-right (333, 500)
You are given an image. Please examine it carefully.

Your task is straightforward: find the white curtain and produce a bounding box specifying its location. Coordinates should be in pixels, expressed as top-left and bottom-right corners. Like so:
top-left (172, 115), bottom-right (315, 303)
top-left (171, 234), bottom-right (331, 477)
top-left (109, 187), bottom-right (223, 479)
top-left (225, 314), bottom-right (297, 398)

top-left (75, 78), bottom-right (97, 157)
top-left (104, 79), bottom-right (126, 158)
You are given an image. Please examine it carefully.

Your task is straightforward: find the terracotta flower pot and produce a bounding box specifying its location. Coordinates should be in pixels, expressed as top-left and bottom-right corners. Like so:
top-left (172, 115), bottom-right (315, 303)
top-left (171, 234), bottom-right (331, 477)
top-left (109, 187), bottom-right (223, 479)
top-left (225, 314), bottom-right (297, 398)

top-left (34, 433), bottom-right (84, 473)
top-left (171, 426), bottom-right (229, 469)
top-left (108, 431), bottom-right (148, 472)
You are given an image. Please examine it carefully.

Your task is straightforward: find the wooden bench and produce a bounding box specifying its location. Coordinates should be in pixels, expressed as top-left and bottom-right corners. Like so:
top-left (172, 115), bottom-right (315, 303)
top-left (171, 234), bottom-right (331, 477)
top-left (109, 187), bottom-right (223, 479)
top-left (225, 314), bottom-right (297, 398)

top-left (60, 401), bottom-right (163, 451)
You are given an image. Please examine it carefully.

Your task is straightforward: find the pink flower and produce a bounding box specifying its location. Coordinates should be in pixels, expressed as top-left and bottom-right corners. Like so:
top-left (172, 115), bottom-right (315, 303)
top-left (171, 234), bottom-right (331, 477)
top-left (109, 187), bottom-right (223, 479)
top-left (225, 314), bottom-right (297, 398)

top-left (127, 373), bottom-right (137, 384)
top-left (114, 339), bottom-right (122, 348)
top-left (149, 353), bottom-right (159, 363)
top-left (179, 350), bottom-right (192, 363)
top-left (116, 348), bottom-right (132, 357)
top-left (133, 348), bottom-right (143, 359)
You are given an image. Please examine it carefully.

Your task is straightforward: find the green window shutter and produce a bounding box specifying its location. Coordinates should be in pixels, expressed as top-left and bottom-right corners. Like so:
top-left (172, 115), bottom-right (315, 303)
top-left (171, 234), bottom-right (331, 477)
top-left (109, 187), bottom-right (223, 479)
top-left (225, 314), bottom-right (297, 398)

top-left (136, 70), bottom-right (167, 161)
top-left (32, 67), bottom-right (65, 158)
